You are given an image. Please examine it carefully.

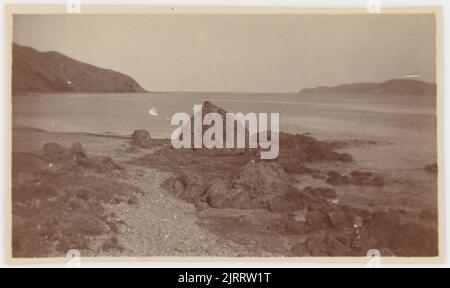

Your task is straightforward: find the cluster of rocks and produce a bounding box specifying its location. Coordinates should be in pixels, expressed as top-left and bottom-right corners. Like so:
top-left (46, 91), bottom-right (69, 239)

top-left (326, 170), bottom-right (385, 187)
top-left (13, 142), bottom-right (141, 257)
top-left (281, 163), bottom-right (385, 187)
top-left (277, 133), bottom-right (352, 165)
top-left (167, 161), bottom-right (290, 210)
top-left (164, 158), bottom-right (437, 257)
top-left (282, 164), bottom-right (322, 177)
top-left (43, 142), bottom-right (124, 172)
top-left (138, 101), bottom-right (437, 257)
top-left (292, 209), bottom-right (437, 257)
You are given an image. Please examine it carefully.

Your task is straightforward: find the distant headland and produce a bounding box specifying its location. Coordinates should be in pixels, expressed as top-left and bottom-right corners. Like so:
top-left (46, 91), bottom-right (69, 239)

top-left (300, 79), bottom-right (436, 95)
top-left (12, 44), bottom-right (147, 95)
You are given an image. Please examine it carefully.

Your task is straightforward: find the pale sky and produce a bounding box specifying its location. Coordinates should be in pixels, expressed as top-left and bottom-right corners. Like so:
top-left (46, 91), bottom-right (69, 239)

top-left (13, 14), bottom-right (436, 92)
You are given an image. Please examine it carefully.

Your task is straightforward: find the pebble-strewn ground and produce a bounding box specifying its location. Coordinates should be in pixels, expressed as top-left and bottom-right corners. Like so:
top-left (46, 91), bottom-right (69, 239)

top-left (11, 125), bottom-right (439, 258)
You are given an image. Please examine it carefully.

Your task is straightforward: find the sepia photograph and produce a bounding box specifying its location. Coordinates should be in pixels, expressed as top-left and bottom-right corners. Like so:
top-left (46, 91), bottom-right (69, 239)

top-left (5, 6), bottom-right (443, 262)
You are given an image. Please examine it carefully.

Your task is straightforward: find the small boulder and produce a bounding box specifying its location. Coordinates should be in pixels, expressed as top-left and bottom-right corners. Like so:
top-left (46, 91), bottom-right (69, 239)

top-left (326, 209), bottom-right (349, 229)
top-left (205, 178), bottom-right (229, 208)
top-left (326, 171), bottom-right (350, 185)
top-left (195, 201), bottom-right (210, 211)
top-left (305, 231), bottom-right (328, 256)
top-left (306, 211), bottom-right (327, 229)
top-left (43, 142), bottom-right (65, 155)
top-left (69, 143), bottom-right (87, 158)
top-left (185, 185), bottom-right (205, 202)
top-left (349, 170), bottom-right (373, 185)
top-left (291, 242), bottom-right (309, 256)
top-left (103, 157), bottom-right (124, 170)
top-left (131, 130), bottom-right (152, 147)
top-left (172, 179), bottom-right (185, 196)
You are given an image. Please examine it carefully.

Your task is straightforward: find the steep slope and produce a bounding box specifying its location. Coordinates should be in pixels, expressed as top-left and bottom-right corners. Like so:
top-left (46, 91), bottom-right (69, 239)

top-left (12, 44), bottom-right (147, 94)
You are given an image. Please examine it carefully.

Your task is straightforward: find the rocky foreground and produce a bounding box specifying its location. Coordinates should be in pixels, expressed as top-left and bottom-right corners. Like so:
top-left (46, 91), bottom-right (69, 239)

top-left (134, 132), bottom-right (438, 257)
top-left (11, 102), bottom-right (439, 258)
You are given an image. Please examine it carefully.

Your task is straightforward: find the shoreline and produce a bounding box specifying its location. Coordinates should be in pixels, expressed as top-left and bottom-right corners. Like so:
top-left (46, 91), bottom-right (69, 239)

top-left (10, 117), bottom-right (439, 257)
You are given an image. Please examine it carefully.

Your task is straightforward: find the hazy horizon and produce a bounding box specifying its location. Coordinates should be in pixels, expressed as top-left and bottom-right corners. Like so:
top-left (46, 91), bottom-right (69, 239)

top-left (13, 14), bottom-right (436, 93)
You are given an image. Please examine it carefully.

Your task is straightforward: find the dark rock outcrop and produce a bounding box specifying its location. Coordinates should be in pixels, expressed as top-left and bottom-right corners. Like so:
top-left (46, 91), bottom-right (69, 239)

top-left (43, 142), bottom-right (65, 155)
top-left (172, 160), bottom-right (290, 210)
top-left (131, 130), bottom-right (153, 148)
top-left (278, 133), bottom-right (352, 169)
top-left (40, 142), bottom-right (123, 173)
top-left (142, 101), bottom-right (437, 257)
top-left (326, 170), bottom-right (385, 186)
top-left (69, 142), bottom-right (87, 159)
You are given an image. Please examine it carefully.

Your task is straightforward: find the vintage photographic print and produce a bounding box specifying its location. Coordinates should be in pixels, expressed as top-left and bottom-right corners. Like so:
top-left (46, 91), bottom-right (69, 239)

top-left (5, 6), bottom-right (443, 262)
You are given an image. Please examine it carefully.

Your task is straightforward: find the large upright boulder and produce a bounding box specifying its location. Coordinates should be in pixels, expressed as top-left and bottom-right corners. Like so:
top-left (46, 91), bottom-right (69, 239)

top-left (190, 101), bottom-right (250, 150)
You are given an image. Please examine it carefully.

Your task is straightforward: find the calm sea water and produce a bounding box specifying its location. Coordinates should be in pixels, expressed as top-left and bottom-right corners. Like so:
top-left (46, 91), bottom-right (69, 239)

top-left (13, 91), bottom-right (437, 165)
top-left (12, 92), bottom-right (438, 210)
top-left (12, 92), bottom-right (435, 139)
